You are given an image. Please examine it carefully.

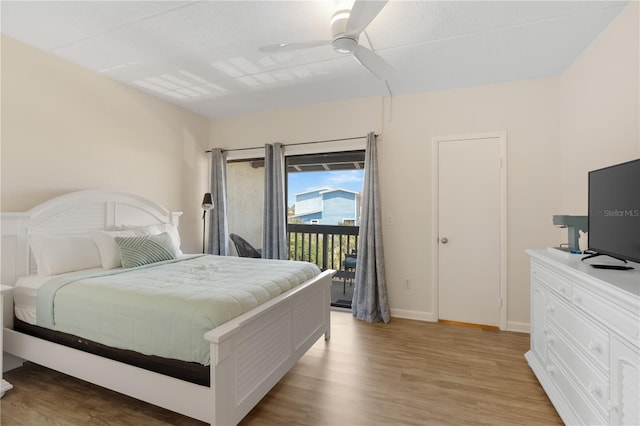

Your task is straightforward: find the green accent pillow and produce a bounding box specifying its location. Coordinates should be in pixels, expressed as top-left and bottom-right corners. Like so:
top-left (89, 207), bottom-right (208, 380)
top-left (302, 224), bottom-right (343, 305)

top-left (114, 232), bottom-right (178, 268)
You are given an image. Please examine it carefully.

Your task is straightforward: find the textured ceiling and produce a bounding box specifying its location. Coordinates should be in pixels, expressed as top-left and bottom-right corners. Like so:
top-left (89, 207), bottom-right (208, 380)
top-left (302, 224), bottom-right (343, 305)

top-left (0, 1), bottom-right (628, 118)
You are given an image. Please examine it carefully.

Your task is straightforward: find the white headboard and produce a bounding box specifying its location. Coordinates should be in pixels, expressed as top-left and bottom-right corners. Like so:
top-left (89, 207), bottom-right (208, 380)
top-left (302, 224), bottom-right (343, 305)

top-left (1, 190), bottom-right (182, 286)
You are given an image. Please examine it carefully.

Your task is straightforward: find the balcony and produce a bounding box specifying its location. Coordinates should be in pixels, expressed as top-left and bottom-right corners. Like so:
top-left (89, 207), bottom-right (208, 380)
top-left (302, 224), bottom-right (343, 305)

top-left (287, 223), bottom-right (358, 308)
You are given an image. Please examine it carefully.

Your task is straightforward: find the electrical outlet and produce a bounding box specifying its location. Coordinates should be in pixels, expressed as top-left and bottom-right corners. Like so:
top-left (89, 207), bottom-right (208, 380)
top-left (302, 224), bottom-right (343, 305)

top-left (403, 278), bottom-right (411, 289)
top-left (386, 216), bottom-right (393, 225)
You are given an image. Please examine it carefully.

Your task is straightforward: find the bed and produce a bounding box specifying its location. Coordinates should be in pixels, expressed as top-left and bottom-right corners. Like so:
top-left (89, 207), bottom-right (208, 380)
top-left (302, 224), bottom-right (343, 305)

top-left (1, 190), bottom-right (334, 425)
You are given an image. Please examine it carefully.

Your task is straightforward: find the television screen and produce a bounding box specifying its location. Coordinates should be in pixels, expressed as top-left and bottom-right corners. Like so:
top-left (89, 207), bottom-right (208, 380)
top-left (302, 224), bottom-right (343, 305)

top-left (588, 159), bottom-right (640, 263)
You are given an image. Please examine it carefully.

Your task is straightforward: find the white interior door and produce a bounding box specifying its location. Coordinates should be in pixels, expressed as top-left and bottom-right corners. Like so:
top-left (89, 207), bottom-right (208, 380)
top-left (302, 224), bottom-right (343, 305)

top-left (435, 134), bottom-right (506, 328)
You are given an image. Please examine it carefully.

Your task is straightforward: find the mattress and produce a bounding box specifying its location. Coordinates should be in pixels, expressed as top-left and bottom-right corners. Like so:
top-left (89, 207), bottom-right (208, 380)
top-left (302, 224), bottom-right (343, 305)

top-left (14, 255), bottom-right (321, 366)
top-left (14, 318), bottom-right (210, 386)
top-left (14, 268), bottom-right (103, 325)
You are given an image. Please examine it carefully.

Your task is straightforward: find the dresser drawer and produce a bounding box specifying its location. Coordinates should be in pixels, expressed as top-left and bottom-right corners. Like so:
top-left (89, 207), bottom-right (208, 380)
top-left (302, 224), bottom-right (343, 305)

top-left (548, 291), bottom-right (610, 370)
top-left (531, 261), bottom-right (571, 300)
top-left (548, 323), bottom-right (609, 417)
top-left (547, 352), bottom-right (608, 426)
top-left (572, 285), bottom-right (640, 347)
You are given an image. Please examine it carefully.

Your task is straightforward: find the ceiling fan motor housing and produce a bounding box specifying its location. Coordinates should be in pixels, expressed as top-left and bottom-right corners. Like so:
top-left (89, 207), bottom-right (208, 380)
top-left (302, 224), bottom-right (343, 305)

top-left (331, 9), bottom-right (357, 54)
top-left (333, 36), bottom-right (358, 54)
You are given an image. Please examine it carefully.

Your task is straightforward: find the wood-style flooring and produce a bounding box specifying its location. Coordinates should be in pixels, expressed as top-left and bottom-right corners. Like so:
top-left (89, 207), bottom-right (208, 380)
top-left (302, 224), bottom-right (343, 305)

top-left (1, 311), bottom-right (561, 425)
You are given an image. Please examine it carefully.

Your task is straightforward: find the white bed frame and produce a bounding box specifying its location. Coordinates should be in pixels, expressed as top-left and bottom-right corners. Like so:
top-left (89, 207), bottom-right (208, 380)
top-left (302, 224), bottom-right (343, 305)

top-left (1, 190), bottom-right (333, 425)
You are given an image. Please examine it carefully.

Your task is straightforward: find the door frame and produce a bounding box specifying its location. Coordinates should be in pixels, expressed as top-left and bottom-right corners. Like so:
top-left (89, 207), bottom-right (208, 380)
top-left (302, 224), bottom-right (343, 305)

top-left (430, 131), bottom-right (508, 330)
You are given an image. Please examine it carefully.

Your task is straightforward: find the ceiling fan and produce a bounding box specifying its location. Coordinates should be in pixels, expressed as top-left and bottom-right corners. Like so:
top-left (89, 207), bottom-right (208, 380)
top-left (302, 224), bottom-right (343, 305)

top-left (259, 0), bottom-right (392, 81)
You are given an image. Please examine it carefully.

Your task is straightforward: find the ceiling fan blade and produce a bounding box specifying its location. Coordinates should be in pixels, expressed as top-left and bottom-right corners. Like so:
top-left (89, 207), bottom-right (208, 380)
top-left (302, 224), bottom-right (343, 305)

top-left (345, 0), bottom-right (389, 36)
top-left (259, 40), bottom-right (330, 53)
top-left (353, 45), bottom-right (393, 81)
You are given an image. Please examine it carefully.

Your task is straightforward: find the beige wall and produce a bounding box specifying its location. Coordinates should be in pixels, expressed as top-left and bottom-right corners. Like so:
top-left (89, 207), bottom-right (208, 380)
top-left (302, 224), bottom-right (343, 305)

top-left (382, 79), bottom-right (563, 326)
top-left (209, 2), bottom-right (638, 329)
top-left (210, 97), bottom-right (382, 148)
top-left (226, 161), bottom-right (264, 253)
top-left (210, 77), bottom-right (562, 328)
top-left (560, 1), bottom-right (640, 214)
top-left (0, 36), bottom-right (211, 253)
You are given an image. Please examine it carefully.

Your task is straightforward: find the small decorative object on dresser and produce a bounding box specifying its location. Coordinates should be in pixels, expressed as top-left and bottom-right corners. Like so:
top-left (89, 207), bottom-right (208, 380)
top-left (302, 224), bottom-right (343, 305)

top-left (1, 285), bottom-right (13, 398)
top-left (526, 248), bottom-right (640, 426)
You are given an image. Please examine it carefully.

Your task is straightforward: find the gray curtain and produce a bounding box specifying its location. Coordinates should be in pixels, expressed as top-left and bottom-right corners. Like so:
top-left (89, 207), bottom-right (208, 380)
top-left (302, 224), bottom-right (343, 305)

top-left (207, 148), bottom-right (229, 255)
top-left (262, 143), bottom-right (288, 259)
top-left (352, 132), bottom-right (390, 323)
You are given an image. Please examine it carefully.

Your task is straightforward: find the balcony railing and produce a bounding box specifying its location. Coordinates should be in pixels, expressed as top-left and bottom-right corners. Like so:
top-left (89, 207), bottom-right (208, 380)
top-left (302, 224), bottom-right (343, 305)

top-left (287, 223), bottom-right (359, 282)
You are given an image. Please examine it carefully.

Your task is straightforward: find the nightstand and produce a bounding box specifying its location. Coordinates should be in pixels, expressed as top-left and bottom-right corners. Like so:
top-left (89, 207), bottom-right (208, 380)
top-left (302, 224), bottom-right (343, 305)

top-left (1, 285), bottom-right (12, 398)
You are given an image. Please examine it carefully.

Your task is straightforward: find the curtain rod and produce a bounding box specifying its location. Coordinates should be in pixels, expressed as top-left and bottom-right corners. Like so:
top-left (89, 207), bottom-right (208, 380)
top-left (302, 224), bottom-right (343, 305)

top-left (204, 134), bottom-right (377, 153)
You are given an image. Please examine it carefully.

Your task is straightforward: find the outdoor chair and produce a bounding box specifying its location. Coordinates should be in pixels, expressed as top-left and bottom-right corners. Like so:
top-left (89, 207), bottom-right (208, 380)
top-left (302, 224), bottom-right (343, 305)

top-left (342, 250), bottom-right (357, 293)
top-left (230, 233), bottom-right (262, 258)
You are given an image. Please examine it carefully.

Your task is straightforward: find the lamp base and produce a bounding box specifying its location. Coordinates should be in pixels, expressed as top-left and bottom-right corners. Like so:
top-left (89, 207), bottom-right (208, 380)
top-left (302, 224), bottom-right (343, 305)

top-left (202, 210), bottom-right (207, 254)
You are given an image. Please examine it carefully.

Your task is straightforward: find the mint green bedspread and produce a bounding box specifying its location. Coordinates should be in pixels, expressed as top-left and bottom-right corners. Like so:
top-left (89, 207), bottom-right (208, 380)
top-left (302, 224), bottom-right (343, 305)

top-left (37, 255), bottom-right (321, 366)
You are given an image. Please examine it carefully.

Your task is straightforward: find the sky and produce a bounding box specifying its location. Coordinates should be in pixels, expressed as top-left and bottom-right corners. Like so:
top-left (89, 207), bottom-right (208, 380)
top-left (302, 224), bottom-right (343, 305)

top-left (287, 170), bottom-right (364, 206)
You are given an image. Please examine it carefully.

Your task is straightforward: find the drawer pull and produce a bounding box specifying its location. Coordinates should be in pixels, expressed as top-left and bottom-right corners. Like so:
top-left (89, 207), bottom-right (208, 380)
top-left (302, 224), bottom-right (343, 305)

top-left (546, 365), bottom-right (556, 375)
top-left (572, 295), bottom-right (582, 304)
top-left (588, 381), bottom-right (602, 397)
top-left (587, 339), bottom-right (603, 353)
top-left (546, 335), bottom-right (554, 345)
top-left (546, 304), bottom-right (554, 314)
top-left (607, 401), bottom-right (619, 412)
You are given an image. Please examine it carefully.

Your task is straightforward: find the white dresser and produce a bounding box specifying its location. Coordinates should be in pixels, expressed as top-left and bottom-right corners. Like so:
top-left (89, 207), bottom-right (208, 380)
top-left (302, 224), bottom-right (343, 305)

top-left (526, 249), bottom-right (640, 425)
top-left (1, 284), bottom-right (13, 398)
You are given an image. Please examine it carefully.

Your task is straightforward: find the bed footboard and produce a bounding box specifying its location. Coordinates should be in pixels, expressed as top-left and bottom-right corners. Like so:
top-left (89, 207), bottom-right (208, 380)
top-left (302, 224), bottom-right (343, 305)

top-left (3, 269), bottom-right (332, 425)
top-left (206, 269), bottom-right (334, 425)
top-left (3, 328), bottom-right (213, 422)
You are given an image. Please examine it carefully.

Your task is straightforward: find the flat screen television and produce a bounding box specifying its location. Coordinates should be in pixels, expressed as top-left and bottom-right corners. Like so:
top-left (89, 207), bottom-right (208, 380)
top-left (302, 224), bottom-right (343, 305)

top-left (587, 158), bottom-right (640, 264)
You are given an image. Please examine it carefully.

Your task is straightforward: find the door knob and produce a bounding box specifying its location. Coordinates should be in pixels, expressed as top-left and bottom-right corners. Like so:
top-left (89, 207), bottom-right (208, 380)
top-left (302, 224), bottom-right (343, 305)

top-left (441, 237), bottom-right (448, 244)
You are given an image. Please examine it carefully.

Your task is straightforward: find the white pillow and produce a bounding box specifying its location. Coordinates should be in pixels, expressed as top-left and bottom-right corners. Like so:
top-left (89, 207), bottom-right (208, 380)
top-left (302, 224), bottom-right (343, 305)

top-left (92, 229), bottom-right (148, 269)
top-left (29, 234), bottom-right (102, 277)
top-left (93, 223), bottom-right (182, 269)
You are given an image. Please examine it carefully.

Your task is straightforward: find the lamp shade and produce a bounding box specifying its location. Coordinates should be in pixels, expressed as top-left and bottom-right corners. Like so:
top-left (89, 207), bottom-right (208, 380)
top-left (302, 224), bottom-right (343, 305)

top-left (201, 193), bottom-right (214, 210)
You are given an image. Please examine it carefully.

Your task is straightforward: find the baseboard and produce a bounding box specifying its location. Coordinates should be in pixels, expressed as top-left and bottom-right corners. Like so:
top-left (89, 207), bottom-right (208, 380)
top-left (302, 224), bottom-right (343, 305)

top-left (507, 321), bottom-right (530, 333)
top-left (388, 310), bottom-right (530, 332)
top-left (390, 309), bottom-right (436, 322)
